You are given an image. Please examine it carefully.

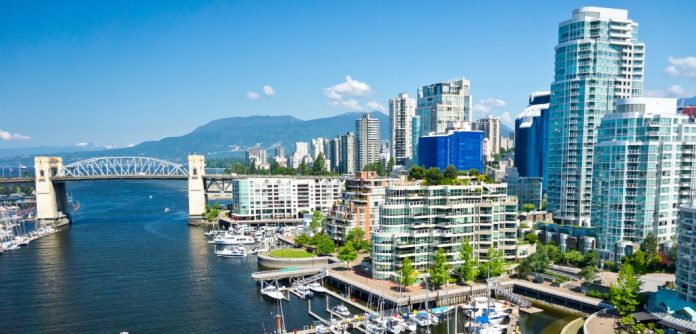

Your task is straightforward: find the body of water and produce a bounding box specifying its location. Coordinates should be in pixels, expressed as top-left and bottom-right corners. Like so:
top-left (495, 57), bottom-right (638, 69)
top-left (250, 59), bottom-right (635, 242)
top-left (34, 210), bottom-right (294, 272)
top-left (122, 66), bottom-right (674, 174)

top-left (0, 180), bottom-right (575, 333)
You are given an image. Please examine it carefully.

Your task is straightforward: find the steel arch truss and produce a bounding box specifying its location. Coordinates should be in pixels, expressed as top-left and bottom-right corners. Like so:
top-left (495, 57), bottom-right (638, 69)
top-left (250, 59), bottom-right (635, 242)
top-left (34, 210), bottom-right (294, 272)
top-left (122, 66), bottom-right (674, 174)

top-left (63, 157), bottom-right (188, 178)
top-left (205, 178), bottom-right (232, 193)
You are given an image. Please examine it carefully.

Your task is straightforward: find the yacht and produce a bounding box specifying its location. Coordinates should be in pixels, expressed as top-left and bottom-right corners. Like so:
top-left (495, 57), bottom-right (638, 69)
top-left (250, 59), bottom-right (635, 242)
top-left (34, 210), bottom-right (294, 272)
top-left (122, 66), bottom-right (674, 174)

top-left (213, 234), bottom-right (255, 245)
top-left (365, 322), bottom-right (384, 334)
top-left (163, 208), bottom-right (171, 213)
top-left (394, 316), bottom-right (416, 332)
top-left (215, 247), bottom-right (246, 257)
top-left (296, 285), bottom-right (314, 298)
top-left (408, 311), bottom-right (431, 327)
top-left (332, 304), bottom-right (351, 317)
top-left (307, 282), bottom-right (327, 293)
top-left (260, 285), bottom-right (286, 300)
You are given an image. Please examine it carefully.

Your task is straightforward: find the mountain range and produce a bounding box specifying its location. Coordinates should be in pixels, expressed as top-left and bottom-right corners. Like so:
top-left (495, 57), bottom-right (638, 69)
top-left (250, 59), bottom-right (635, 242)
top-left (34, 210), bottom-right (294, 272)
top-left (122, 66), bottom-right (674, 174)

top-left (1, 111), bottom-right (515, 164)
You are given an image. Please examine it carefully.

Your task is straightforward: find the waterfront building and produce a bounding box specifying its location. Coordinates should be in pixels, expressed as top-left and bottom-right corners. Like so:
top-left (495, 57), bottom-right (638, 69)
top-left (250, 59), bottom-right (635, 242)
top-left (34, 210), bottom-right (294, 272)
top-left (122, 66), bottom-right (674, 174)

top-left (504, 167), bottom-right (543, 211)
top-left (418, 129), bottom-right (484, 172)
top-left (246, 147), bottom-right (269, 170)
top-left (389, 93), bottom-right (416, 165)
top-left (324, 171), bottom-right (394, 242)
top-left (411, 115), bottom-right (421, 165)
top-left (371, 177), bottom-right (519, 280)
top-left (547, 7), bottom-right (645, 227)
top-left (338, 132), bottom-right (356, 175)
top-left (591, 98), bottom-right (696, 260)
top-left (355, 113), bottom-right (381, 171)
top-left (229, 177), bottom-right (343, 224)
top-left (677, 202), bottom-right (696, 303)
top-left (474, 116), bottom-right (501, 162)
top-left (515, 91), bottom-right (550, 184)
top-left (416, 79), bottom-right (472, 135)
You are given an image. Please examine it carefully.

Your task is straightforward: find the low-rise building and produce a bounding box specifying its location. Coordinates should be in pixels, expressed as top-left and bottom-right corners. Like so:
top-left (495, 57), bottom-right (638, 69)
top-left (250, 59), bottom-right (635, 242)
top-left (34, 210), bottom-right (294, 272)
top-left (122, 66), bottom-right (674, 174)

top-left (371, 178), bottom-right (519, 280)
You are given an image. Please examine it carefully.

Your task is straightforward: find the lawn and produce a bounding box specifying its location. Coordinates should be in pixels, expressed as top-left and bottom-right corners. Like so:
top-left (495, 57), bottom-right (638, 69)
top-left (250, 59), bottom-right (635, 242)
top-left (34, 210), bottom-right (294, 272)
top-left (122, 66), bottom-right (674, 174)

top-left (269, 248), bottom-right (315, 258)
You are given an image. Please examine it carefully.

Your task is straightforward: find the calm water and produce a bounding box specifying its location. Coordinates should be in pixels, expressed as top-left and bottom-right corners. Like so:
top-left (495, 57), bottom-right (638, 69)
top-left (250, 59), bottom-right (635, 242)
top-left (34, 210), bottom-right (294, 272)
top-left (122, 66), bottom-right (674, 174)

top-left (0, 180), bottom-right (573, 333)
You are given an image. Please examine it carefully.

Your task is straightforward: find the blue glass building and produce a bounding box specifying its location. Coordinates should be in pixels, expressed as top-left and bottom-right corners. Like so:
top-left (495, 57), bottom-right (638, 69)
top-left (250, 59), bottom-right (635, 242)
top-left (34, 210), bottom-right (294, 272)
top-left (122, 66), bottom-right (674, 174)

top-left (514, 92), bottom-right (550, 189)
top-left (418, 130), bottom-right (483, 171)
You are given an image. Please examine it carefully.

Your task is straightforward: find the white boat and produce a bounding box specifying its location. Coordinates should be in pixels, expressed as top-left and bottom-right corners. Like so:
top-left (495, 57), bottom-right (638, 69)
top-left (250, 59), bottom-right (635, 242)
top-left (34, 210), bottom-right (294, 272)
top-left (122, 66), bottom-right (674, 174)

top-left (408, 311), bottom-right (431, 327)
top-left (383, 319), bottom-right (402, 334)
top-left (164, 208), bottom-right (170, 213)
top-left (296, 285), bottom-right (314, 298)
top-left (394, 316), bottom-right (416, 332)
top-left (213, 234), bottom-right (255, 245)
top-left (260, 285), bottom-right (286, 300)
top-left (468, 323), bottom-right (506, 334)
top-left (365, 323), bottom-right (385, 334)
top-left (315, 324), bottom-right (330, 334)
top-left (307, 282), bottom-right (327, 293)
top-left (215, 247), bottom-right (246, 257)
top-left (332, 304), bottom-right (351, 317)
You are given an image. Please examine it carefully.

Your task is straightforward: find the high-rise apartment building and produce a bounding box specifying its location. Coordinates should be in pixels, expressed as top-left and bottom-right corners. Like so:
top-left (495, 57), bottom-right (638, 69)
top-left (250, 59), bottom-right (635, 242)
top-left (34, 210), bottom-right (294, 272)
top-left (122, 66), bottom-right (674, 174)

top-left (355, 113), bottom-right (381, 171)
top-left (246, 147), bottom-right (269, 170)
top-left (289, 142), bottom-right (311, 169)
top-left (338, 132), bottom-right (356, 175)
top-left (411, 115), bottom-right (421, 165)
top-left (371, 178), bottom-right (519, 280)
top-left (677, 202), bottom-right (696, 303)
top-left (592, 98), bottom-right (695, 260)
top-left (418, 129), bottom-right (484, 172)
top-left (474, 116), bottom-right (501, 162)
top-left (416, 79), bottom-right (472, 135)
top-left (312, 138), bottom-right (326, 159)
top-left (389, 93), bottom-right (416, 165)
top-left (515, 92), bottom-right (550, 183)
top-left (547, 7), bottom-right (645, 226)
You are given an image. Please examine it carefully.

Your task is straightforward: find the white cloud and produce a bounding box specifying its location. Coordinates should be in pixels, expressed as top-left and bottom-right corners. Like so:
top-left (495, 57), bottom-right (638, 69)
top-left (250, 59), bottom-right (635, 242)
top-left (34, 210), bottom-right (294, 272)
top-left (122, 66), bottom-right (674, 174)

top-left (340, 99), bottom-right (363, 111)
top-left (263, 85), bottom-right (275, 96)
top-left (246, 91), bottom-right (260, 100)
top-left (644, 84), bottom-right (693, 98)
top-left (366, 100), bottom-right (387, 112)
top-left (665, 56), bottom-right (696, 79)
top-left (0, 130), bottom-right (30, 141)
top-left (324, 76), bottom-right (373, 101)
top-left (473, 98), bottom-right (507, 113)
top-left (75, 142), bottom-right (88, 147)
top-left (498, 112), bottom-right (513, 125)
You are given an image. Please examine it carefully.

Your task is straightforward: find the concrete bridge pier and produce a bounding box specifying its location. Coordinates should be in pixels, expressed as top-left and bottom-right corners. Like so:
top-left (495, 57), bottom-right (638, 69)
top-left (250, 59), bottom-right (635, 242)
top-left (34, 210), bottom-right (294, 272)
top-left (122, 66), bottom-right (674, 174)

top-left (187, 155), bottom-right (207, 225)
top-left (34, 157), bottom-right (70, 226)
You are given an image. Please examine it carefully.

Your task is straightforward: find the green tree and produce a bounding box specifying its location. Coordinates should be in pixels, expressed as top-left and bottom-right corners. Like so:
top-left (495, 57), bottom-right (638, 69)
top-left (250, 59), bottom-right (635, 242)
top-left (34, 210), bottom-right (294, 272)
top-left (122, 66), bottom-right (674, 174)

top-left (517, 245), bottom-right (551, 278)
top-left (375, 160), bottom-right (386, 176)
top-left (580, 266), bottom-right (597, 281)
top-left (294, 233), bottom-right (310, 247)
top-left (430, 248), bottom-right (451, 287)
top-left (521, 203), bottom-right (536, 212)
top-left (337, 241), bottom-right (358, 269)
top-left (386, 157), bottom-right (395, 174)
top-left (561, 250), bottom-right (584, 266)
top-left (608, 263), bottom-right (641, 315)
top-left (523, 232), bottom-right (537, 245)
top-left (424, 167), bottom-right (443, 185)
top-left (310, 210), bottom-right (323, 231)
top-left (312, 153), bottom-right (326, 175)
top-left (408, 166), bottom-right (426, 180)
top-left (315, 234), bottom-right (336, 255)
top-left (640, 233), bottom-right (658, 258)
top-left (545, 244), bottom-right (562, 263)
top-left (582, 250), bottom-right (600, 268)
top-left (397, 257), bottom-right (417, 291)
top-left (298, 160), bottom-right (308, 175)
top-left (346, 228), bottom-right (369, 252)
top-left (443, 165), bottom-right (458, 180)
top-left (479, 248), bottom-right (506, 279)
top-left (467, 168), bottom-right (480, 176)
top-left (458, 239), bottom-right (478, 283)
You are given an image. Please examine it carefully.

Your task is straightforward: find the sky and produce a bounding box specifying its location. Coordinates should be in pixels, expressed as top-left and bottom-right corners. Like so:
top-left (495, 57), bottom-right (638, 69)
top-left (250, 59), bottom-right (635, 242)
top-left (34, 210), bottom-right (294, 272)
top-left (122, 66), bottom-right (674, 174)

top-left (1, 0), bottom-right (695, 149)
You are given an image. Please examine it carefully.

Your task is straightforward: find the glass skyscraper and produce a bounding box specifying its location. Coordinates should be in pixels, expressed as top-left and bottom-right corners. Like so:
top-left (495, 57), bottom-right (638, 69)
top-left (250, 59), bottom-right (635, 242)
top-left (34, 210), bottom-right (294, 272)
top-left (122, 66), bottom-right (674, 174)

top-left (547, 7), bottom-right (644, 226)
top-left (418, 129), bottom-right (484, 172)
top-left (515, 91), bottom-right (550, 182)
top-left (592, 98), bottom-right (696, 260)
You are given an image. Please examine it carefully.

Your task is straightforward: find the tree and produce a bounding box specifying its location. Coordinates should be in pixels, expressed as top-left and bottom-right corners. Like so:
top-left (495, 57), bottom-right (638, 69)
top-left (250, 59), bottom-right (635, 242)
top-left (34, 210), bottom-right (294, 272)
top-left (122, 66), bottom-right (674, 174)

top-left (409, 166), bottom-right (426, 180)
top-left (580, 266), bottom-right (597, 281)
top-left (608, 263), bottom-right (641, 315)
top-left (545, 244), bottom-right (562, 263)
top-left (640, 233), bottom-right (658, 258)
top-left (523, 232), bottom-right (538, 245)
top-left (295, 233), bottom-right (310, 247)
top-left (387, 157), bottom-right (395, 174)
top-left (458, 239), bottom-right (478, 283)
top-left (582, 250), bottom-right (600, 268)
top-left (430, 248), bottom-right (451, 287)
top-left (479, 248), bottom-right (506, 279)
top-left (397, 257), bottom-right (417, 291)
top-left (561, 250), bottom-right (584, 266)
top-left (424, 167), bottom-right (443, 185)
top-left (443, 165), bottom-right (458, 180)
top-left (346, 228), bottom-right (369, 252)
top-left (312, 153), bottom-right (326, 175)
top-left (517, 245), bottom-right (551, 278)
top-left (376, 160), bottom-right (386, 176)
top-left (521, 203), bottom-right (536, 212)
top-left (310, 210), bottom-right (323, 231)
top-left (315, 234), bottom-right (336, 255)
top-left (467, 168), bottom-right (480, 176)
top-left (298, 160), bottom-right (308, 175)
top-left (337, 241), bottom-right (358, 269)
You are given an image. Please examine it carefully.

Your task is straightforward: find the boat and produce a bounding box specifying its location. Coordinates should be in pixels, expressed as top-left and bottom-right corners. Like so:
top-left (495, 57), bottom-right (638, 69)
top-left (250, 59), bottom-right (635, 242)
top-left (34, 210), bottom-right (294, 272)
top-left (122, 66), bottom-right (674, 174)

top-left (260, 285), bottom-right (286, 300)
top-left (214, 234), bottom-right (256, 245)
top-left (408, 311), bottom-right (431, 327)
top-left (365, 322), bottom-right (385, 334)
top-left (295, 285), bottom-right (314, 298)
top-left (332, 304), bottom-right (351, 317)
top-left (164, 208), bottom-right (171, 213)
top-left (393, 316), bottom-right (416, 332)
top-left (307, 282), bottom-right (327, 293)
top-left (315, 324), bottom-right (330, 334)
top-left (383, 319), bottom-right (402, 334)
top-left (329, 323), bottom-right (346, 334)
top-left (215, 247), bottom-right (246, 257)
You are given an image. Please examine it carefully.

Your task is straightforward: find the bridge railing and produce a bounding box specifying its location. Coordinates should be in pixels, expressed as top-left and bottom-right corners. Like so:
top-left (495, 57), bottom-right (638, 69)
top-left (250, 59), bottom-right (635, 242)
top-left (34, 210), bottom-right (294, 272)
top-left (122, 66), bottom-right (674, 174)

top-left (62, 157), bottom-right (188, 178)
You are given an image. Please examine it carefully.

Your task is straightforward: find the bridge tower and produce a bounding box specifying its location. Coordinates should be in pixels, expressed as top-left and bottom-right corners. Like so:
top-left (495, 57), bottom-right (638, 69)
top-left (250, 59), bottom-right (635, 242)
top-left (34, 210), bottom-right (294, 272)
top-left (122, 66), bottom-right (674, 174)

top-left (188, 155), bottom-right (206, 223)
top-left (34, 157), bottom-right (69, 225)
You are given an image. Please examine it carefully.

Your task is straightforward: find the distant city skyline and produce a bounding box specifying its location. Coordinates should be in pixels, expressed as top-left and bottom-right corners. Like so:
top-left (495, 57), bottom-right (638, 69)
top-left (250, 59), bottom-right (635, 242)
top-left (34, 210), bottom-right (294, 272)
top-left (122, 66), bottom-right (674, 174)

top-left (1, 0), bottom-right (695, 148)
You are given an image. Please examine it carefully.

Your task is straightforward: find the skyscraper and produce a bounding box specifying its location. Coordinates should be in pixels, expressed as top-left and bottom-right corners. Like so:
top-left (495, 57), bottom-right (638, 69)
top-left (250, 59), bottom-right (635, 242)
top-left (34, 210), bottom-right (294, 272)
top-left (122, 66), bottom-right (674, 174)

top-left (411, 115), bottom-right (421, 165)
top-left (418, 129), bottom-right (484, 172)
top-left (474, 116), bottom-right (501, 162)
top-left (338, 132), bottom-right (356, 175)
top-left (389, 93), bottom-right (416, 165)
top-left (547, 7), bottom-right (645, 226)
top-left (515, 91), bottom-right (550, 182)
top-left (355, 113), bottom-right (380, 171)
top-left (592, 98), bottom-right (695, 260)
top-left (416, 79), bottom-right (472, 135)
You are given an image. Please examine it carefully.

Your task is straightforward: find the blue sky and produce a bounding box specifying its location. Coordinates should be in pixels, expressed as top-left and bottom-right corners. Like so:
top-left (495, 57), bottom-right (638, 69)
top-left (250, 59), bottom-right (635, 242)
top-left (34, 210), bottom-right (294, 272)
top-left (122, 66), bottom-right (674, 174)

top-left (1, 0), bottom-right (695, 148)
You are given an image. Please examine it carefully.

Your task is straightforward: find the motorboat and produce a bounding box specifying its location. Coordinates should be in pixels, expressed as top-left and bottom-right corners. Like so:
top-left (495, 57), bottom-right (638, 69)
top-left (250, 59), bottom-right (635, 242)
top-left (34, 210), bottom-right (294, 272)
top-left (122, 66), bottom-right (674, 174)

top-left (332, 304), bottom-right (351, 317)
top-left (307, 282), bottom-right (327, 293)
top-left (296, 285), bottom-right (314, 298)
top-left (315, 324), bottom-right (330, 334)
top-left (365, 322), bottom-right (385, 334)
top-left (260, 285), bottom-right (286, 300)
top-left (163, 207), bottom-right (170, 213)
top-left (429, 313), bottom-right (439, 325)
top-left (214, 234), bottom-right (255, 245)
top-left (328, 323), bottom-right (346, 334)
top-left (393, 316), bottom-right (416, 332)
top-left (408, 311), bottom-right (431, 327)
top-left (468, 323), bottom-right (506, 334)
top-left (383, 319), bottom-right (402, 334)
top-left (215, 247), bottom-right (246, 257)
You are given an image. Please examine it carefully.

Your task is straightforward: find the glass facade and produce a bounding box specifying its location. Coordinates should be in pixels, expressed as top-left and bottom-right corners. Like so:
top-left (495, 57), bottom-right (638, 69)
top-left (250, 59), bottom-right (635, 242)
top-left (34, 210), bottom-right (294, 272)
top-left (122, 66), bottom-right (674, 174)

top-left (515, 92), bottom-right (550, 186)
top-left (547, 7), bottom-right (644, 226)
top-left (418, 130), bottom-right (484, 172)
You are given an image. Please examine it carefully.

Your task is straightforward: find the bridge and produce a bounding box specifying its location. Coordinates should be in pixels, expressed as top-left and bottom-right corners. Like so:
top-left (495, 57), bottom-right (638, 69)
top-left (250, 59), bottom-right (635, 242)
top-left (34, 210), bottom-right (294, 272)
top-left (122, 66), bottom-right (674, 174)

top-left (0, 155), bottom-right (228, 225)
